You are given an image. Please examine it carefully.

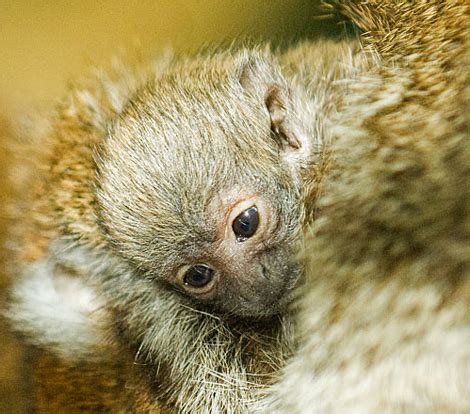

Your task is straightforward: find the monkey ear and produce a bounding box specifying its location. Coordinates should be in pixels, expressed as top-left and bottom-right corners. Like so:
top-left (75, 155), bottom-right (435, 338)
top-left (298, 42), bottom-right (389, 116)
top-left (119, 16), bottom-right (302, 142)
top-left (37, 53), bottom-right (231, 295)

top-left (238, 56), bottom-right (309, 153)
top-left (265, 85), bottom-right (302, 150)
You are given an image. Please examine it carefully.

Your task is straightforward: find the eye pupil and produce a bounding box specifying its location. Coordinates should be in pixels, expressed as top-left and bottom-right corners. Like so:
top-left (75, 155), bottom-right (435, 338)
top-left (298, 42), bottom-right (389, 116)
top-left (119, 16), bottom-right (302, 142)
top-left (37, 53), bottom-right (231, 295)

top-left (184, 265), bottom-right (214, 288)
top-left (232, 206), bottom-right (259, 241)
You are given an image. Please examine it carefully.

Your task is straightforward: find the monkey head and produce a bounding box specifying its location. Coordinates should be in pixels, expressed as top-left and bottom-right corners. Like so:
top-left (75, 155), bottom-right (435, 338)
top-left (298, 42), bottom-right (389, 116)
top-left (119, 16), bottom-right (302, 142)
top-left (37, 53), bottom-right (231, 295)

top-left (95, 51), bottom-right (317, 318)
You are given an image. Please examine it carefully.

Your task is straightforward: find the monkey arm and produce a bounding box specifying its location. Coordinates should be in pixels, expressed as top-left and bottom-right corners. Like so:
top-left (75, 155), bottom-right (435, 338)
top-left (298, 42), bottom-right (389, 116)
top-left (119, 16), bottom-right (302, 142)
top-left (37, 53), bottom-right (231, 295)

top-left (7, 251), bottom-right (176, 413)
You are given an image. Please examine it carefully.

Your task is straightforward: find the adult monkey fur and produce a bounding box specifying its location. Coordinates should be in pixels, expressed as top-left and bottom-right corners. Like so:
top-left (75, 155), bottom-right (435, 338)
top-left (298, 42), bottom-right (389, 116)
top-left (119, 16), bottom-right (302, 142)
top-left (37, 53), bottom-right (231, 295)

top-left (4, 1), bottom-right (469, 413)
top-left (5, 21), bottom-right (363, 414)
top-left (269, 0), bottom-right (470, 412)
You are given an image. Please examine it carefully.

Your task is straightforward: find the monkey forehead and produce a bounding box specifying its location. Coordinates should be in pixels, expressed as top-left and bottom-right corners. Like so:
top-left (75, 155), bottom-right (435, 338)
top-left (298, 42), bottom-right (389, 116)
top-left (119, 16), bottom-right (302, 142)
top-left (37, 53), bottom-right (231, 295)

top-left (123, 85), bottom-right (272, 150)
top-left (96, 48), bottom-right (292, 184)
top-left (95, 69), bottom-right (290, 204)
top-left (103, 84), bottom-right (277, 168)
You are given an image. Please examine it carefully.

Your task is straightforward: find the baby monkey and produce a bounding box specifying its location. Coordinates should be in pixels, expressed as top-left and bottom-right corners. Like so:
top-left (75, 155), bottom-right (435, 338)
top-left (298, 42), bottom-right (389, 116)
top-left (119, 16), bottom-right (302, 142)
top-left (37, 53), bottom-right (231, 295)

top-left (9, 1), bottom-right (468, 412)
top-left (6, 39), bottom-right (361, 412)
top-left (95, 54), bottom-right (311, 319)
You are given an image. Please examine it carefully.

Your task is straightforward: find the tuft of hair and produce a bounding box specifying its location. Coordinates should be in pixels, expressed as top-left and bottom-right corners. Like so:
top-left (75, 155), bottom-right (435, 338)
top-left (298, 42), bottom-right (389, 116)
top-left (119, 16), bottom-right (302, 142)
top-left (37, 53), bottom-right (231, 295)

top-left (5, 257), bottom-right (110, 360)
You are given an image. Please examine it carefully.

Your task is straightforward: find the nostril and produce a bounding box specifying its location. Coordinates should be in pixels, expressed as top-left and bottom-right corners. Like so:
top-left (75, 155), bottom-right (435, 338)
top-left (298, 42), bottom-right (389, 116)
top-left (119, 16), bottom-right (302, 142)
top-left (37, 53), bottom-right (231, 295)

top-left (260, 265), bottom-right (269, 280)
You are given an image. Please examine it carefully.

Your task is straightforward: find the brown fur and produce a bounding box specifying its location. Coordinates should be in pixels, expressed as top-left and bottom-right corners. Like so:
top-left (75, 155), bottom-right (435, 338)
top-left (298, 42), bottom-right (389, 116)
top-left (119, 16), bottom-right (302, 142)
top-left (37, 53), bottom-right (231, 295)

top-left (5, 41), bottom-right (362, 413)
top-left (269, 1), bottom-right (470, 412)
top-left (7, 1), bottom-right (467, 411)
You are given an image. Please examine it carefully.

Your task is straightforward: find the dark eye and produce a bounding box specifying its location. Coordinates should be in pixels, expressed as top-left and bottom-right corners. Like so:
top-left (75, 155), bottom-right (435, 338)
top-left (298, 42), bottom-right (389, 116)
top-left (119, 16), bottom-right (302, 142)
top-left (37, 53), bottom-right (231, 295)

top-left (184, 265), bottom-right (214, 288)
top-left (232, 205), bottom-right (259, 241)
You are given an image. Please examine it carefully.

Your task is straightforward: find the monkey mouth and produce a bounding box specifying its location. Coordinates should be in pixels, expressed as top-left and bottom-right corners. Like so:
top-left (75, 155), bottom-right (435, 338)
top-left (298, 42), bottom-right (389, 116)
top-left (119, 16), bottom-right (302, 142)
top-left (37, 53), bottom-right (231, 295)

top-left (259, 262), bottom-right (303, 313)
top-left (259, 258), bottom-right (302, 287)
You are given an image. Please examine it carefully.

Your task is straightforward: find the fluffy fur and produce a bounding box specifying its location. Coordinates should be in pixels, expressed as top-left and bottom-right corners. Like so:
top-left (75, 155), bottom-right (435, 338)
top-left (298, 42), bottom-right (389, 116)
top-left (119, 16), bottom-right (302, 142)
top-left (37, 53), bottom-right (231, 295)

top-left (268, 1), bottom-right (470, 412)
top-left (5, 40), bottom-right (362, 413)
top-left (6, 1), bottom-right (467, 412)
top-left (7, 257), bottom-right (107, 360)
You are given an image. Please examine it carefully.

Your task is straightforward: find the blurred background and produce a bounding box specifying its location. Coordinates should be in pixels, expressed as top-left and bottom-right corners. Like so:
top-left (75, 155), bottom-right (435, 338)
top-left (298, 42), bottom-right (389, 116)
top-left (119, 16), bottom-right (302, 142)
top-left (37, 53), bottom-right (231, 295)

top-left (0, 1), bottom-right (340, 411)
top-left (0, 0), bottom-right (343, 110)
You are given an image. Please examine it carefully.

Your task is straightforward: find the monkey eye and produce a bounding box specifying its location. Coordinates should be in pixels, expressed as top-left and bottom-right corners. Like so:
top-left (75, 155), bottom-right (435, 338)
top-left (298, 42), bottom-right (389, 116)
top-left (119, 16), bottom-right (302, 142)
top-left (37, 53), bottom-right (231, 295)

top-left (184, 265), bottom-right (214, 288)
top-left (232, 205), bottom-right (259, 241)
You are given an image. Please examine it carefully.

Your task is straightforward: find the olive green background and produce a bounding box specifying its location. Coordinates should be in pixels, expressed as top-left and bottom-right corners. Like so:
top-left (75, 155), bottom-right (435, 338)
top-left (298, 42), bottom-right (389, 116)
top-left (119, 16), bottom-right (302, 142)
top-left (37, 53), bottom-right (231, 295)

top-left (1, 0), bottom-right (342, 109)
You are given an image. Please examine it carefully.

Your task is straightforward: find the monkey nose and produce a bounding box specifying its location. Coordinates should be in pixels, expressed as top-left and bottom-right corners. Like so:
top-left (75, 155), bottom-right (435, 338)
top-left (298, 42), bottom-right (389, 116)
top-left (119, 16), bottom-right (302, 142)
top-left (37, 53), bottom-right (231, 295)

top-left (260, 265), bottom-right (269, 280)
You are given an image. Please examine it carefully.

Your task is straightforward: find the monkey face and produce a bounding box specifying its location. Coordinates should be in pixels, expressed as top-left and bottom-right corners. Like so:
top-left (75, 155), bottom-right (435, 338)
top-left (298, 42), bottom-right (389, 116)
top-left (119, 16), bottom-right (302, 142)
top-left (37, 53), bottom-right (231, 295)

top-left (167, 187), bottom-right (303, 317)
top-left (95, 50), bottom-right (315, 318)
